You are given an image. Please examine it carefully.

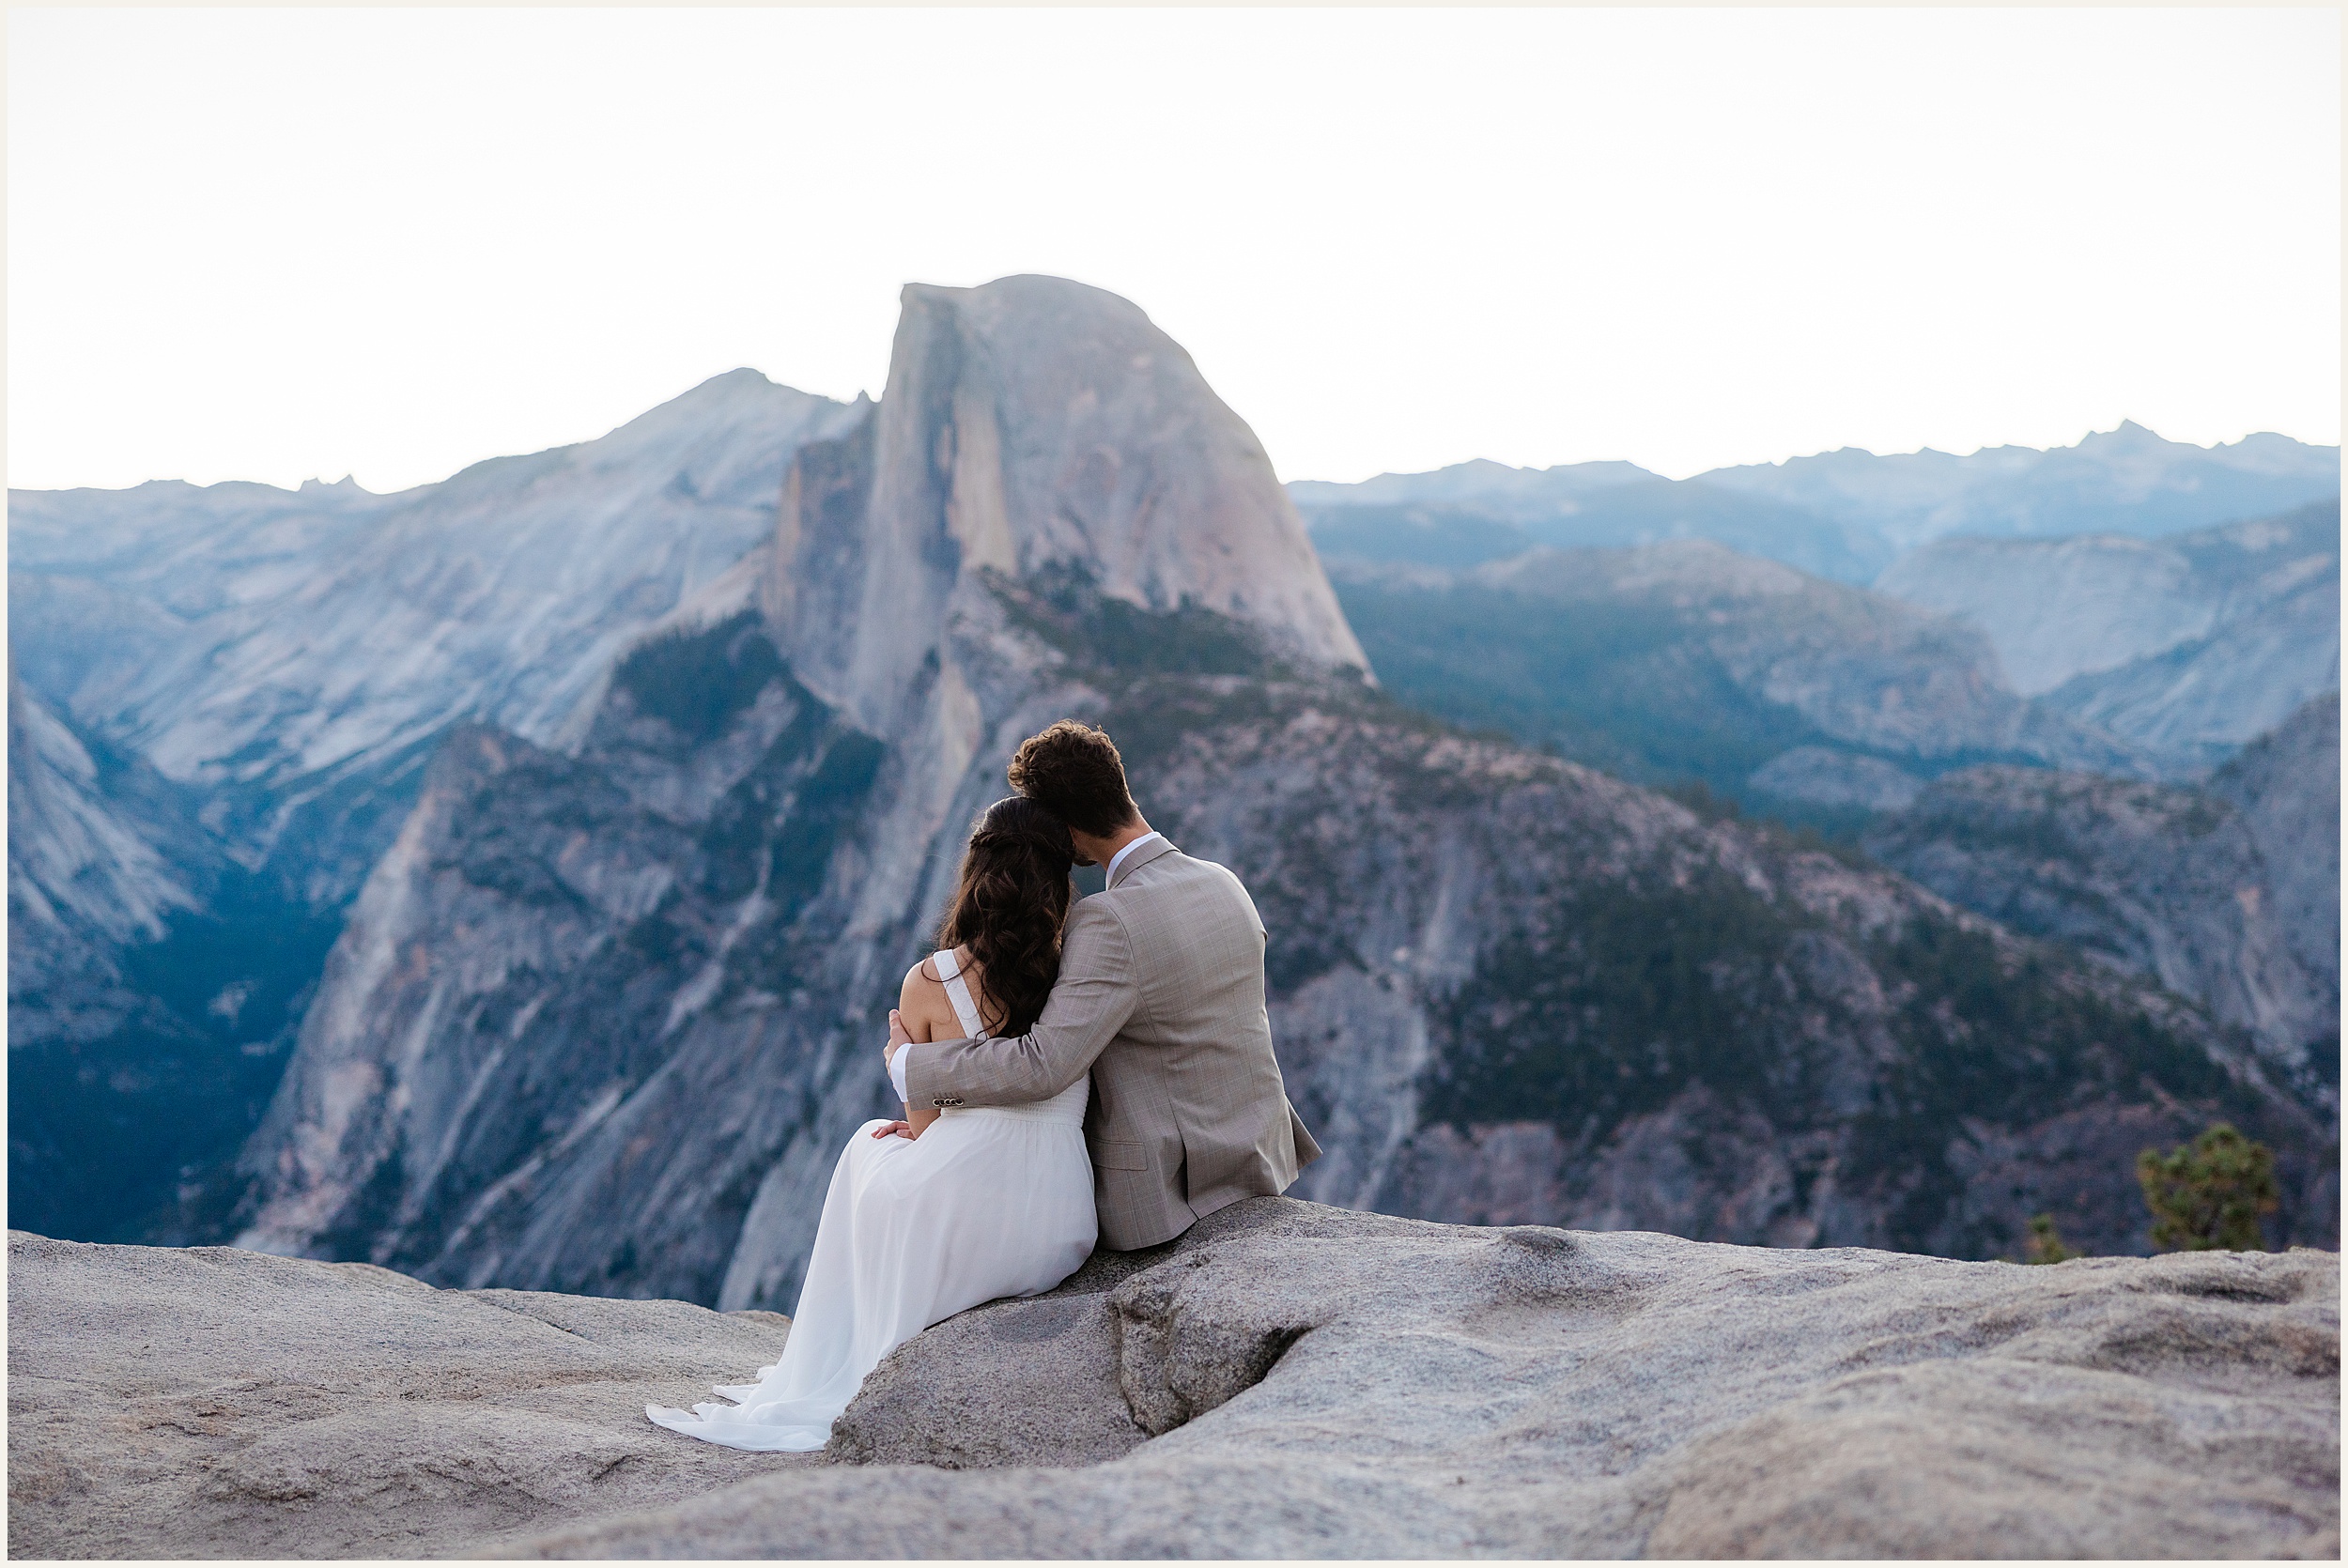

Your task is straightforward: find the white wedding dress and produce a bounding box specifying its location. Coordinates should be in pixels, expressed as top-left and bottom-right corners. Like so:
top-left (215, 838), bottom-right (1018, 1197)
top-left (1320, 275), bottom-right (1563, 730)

top-left (646, 949), bottom-right (1096, 1453)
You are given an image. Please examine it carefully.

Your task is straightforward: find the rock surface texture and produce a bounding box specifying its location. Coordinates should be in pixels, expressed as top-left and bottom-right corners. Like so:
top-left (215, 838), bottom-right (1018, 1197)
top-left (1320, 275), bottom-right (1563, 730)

top-left (13, 1205), bottom-right (2337, 1559)
top-left (770, 273), bottom-right (1367, 722)
top-left (6, 1229), bottom-right (806, 1560)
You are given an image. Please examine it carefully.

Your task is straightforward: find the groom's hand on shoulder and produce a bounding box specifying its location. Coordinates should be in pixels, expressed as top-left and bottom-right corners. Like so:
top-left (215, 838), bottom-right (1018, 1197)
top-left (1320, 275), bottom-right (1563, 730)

top-left (884, 1008), bottom-right (913, 1064)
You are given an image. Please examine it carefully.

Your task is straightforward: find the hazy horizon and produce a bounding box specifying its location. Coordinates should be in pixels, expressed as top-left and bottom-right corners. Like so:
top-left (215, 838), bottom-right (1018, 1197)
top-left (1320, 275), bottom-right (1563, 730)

top-left (12, 373), bottom-right (2337, 500)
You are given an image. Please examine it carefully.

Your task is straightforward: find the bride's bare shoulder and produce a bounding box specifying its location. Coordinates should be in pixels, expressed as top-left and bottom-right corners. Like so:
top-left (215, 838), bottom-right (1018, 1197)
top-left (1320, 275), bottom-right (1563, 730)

top-left (896, 957), bottom-right (954, 1042)
top-left (900, 954), bottom-right (944, 1000)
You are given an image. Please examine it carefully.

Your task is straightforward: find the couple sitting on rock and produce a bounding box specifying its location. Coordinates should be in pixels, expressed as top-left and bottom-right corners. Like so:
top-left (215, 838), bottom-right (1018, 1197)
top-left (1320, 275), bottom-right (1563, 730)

top-left (649, 720), bottom-right (1321, 1452)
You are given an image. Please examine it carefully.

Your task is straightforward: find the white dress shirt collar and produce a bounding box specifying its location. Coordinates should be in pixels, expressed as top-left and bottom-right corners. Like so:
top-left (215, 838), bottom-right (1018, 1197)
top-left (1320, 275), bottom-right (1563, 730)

top-left (1104, 831), bottom-right (1166, 887)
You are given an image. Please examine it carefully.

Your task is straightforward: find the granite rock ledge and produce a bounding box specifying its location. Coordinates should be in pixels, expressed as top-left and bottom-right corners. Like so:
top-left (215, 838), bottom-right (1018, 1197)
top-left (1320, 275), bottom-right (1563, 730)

top-left (10, 1199), bottom-right (2339, 1559)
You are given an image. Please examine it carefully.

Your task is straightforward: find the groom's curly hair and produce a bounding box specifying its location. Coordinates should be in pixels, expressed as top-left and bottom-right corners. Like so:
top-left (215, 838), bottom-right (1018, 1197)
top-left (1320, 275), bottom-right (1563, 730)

top-left (1006, 721), bottom-right (1140, 838)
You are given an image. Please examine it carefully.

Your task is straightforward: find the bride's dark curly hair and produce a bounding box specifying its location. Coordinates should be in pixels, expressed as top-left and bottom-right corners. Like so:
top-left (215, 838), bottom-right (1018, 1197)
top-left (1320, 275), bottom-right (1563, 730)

top-left (935, 795), bottom-right (1075, 1038)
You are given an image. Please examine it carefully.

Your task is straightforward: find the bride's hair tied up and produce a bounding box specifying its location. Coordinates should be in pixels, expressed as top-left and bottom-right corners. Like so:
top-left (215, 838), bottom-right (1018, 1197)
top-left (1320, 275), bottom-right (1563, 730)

top-left (936, 795), bottom-right (1076, 1038)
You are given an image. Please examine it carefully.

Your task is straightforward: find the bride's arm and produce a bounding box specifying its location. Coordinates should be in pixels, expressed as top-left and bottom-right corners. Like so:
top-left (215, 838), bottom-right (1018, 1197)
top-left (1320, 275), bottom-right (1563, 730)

top-left (894, 965), bottom-right (944, 1137)
top-left (898, 900), bottom-right (1136, 1109)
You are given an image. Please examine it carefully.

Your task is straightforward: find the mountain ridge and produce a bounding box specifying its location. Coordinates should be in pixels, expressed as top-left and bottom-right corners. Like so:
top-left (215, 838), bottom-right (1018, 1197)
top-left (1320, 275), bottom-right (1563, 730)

top-left (222, 282), bottom-right (2332, 1304)
top-left (1866, 693), bottom-right (2340, 1081)
top-left (1322, 537), bottom-right (2147, 829)
top-left (225, 275), bottom-right (1379, 1300)
top-left (8, 369), bottom-right (867, 1240)
top-left (1877, 501), bottom-right (2340, 773)
top-left (1295, 424), bottom-right (2340, 583)
top-left (11, 275), bottom-right (2337, 1290)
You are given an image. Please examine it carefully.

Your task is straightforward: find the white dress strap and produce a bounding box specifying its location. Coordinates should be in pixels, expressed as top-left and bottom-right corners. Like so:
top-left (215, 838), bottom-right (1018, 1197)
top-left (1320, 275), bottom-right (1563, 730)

top-left (932, 948), bottom-right (989, 1040)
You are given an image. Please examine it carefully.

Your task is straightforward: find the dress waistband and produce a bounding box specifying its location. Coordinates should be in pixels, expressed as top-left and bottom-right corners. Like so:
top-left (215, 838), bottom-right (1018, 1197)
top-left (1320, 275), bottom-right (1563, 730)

top-left (937, 1079), bottom-right (1089, 1128)
top-left (939, 1101), bottom-right (1087, 1128)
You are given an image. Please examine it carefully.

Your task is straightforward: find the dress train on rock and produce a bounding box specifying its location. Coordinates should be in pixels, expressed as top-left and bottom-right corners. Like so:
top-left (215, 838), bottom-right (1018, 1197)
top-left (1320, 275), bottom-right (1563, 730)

top-left (646, 950), bottom-right (1095, 1453)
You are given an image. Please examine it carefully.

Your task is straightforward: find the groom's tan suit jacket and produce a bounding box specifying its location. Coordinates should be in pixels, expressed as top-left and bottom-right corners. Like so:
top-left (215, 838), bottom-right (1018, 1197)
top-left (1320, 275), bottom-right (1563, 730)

top-left (902, 837), bottom-right (1321, 1251)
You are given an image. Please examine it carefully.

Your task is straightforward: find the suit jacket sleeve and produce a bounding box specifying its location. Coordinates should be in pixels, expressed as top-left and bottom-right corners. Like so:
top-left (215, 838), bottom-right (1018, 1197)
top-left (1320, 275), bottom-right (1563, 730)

top-left (902, 897), bottom-right (1138, 1108)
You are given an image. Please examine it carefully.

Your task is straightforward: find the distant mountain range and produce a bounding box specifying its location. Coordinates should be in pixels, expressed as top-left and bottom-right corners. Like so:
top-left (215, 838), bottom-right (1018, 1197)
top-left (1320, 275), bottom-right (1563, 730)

top-left (1333, 500), bottom-right (2338, 817)
top-left (9, 371), bottom-right (864, 908)
top-left (9, 280), bottom-right (2336, 1277)
top-left (1293, 423), bottom-right (2340, 584)
top-left (8, 371), bottom-right (861, 1242)
top-left (1322, 517), bottom-right (2340, 1115)
top-left (1327, 542), bottom-right (2141, 821)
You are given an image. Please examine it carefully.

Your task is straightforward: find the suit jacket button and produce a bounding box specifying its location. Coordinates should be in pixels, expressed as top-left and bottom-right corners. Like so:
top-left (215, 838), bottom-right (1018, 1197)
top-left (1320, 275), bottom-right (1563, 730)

top-left (934, 1096), bottom-right (963, 1108)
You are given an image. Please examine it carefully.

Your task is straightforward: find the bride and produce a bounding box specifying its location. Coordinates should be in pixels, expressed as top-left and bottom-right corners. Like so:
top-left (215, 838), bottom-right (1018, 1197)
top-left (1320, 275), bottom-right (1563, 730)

top-left (646, 796), bottom-right (1097, 1453)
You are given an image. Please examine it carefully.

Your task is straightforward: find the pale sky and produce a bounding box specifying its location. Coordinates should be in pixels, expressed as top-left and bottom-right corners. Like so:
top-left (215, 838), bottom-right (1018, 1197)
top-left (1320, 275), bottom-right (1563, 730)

top-left (8, 7), bottom-right (2340, 496)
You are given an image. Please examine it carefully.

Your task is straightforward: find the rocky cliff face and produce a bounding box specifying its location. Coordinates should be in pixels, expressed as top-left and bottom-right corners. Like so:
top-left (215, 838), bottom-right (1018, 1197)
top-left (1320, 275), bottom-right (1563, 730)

top-left (229, 608), bottom-right (2336, 1299)
top-left (11, 1207), bottom-right (2338, 1560)
top-left (1875, 501), bottom-right (2340, 773)
top-left (2214, 695), bottom-right (2341, 1007)
top-left (7, 666), bottom-right (336, 1241)
top-left (226, 283), bottom-right (2332, 1304)
top-left (1112, 679), bottom-right (2327, 1259)
top-left (765, 274), bottom-right (1367, 738)
top-left (8, 374), bottom-right (861, 1242)
top-left (229, 604), bottom-right (897, 1299)
top-left (1866, 695), bottom-right (2340, 1085)
top-left (8, 665), bottom-right (200, 1018)
top-left (9, 369), bottom-right (862, 904)
top-left (228, 277), bottom-right (1371, 1307)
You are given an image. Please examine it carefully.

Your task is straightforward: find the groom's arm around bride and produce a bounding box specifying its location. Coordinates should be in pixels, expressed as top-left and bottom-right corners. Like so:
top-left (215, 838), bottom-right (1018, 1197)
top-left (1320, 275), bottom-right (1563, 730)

top-left (887, 721), bottom-right (1321, 1253)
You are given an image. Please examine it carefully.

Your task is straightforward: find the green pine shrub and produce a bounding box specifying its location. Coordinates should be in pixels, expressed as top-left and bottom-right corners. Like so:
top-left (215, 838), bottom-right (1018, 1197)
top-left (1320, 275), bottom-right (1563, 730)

top-left (2136, 1124), bottom-right (2280, 1252)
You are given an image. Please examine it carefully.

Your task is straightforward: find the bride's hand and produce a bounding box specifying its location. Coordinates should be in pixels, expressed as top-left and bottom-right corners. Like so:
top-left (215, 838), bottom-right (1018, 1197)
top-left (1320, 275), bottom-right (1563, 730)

top-left (871, 1120), bottom-right (915, 1140)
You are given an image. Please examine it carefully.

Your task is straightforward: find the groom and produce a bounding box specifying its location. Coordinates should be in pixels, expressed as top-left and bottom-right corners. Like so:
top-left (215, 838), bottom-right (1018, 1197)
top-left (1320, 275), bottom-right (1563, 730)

top-left (885, 720), bottom-right (1321, 1252)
